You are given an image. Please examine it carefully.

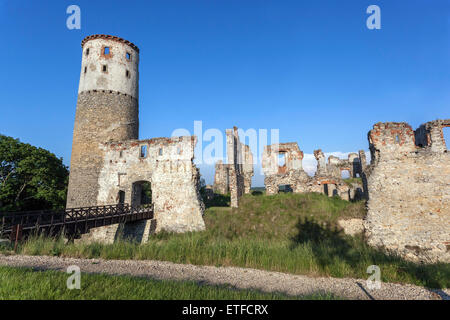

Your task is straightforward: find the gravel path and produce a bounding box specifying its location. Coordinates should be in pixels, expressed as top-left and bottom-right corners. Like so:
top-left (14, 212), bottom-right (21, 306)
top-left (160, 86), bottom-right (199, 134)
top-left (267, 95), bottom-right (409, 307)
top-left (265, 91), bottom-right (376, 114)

top-left (0, 254), bottom-right (448, 300)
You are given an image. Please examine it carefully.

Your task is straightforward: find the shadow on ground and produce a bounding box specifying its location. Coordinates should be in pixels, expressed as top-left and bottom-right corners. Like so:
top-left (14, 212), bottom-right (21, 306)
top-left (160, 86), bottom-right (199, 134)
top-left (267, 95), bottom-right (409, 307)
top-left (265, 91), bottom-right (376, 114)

top-left (289, 217), bottom-right (450, 289)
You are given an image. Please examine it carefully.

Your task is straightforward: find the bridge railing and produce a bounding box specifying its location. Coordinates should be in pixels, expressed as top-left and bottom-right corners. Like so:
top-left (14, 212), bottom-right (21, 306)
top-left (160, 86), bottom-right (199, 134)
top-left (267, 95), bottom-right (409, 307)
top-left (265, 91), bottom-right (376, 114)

top-left (0, 203), bottom-right (154, 239)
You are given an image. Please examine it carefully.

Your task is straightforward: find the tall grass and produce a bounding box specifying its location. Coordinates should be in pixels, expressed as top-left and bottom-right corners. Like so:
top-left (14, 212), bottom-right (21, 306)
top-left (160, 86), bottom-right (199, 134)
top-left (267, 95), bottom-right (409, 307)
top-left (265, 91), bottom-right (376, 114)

top-left (2, 193), bottom-right (449, 289)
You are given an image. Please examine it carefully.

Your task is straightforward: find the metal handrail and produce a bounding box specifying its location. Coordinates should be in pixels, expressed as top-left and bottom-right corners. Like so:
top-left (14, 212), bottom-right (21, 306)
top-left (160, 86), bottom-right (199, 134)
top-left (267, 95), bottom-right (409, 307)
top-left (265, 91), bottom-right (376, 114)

top-left (0, 203), bottom-right (154, 237)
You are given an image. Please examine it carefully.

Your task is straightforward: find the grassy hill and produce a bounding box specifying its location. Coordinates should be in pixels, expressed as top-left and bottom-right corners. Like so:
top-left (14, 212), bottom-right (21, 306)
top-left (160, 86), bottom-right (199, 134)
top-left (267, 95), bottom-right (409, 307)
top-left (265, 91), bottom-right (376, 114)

top-left (205, 193), bottom-right (365, 241)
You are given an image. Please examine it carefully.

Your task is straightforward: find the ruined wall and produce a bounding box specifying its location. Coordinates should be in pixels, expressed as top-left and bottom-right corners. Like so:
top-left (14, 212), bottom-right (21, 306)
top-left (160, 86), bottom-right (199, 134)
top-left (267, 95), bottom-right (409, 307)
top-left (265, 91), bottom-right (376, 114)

top-left (96, 136), bottom-right (205, 238)
top-left (310, 149), bottom-right (365, 201)
top-left (226, 127), bottom-right (245, 207)
top-left (67, 35), bottom-right (140, 208)
top-left (213, 161), bottom-right (230, 194)
top-left (325, 153), bottom-right (362, 179)
top-left (214, 138), bottom-right (253, 197)
top-left (365, 121), bottom-right (450, 263)
top-left (242, 145), bottom-right (254, 194)
top-left (414, 119), bottom-right (450, 152)
top-left (262, 143), bottom-right (309, 195)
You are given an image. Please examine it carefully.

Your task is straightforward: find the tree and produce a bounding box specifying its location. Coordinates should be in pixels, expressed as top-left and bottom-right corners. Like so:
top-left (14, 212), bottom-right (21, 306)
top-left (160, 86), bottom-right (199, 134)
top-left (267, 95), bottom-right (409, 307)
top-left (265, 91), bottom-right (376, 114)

top-left (0, 135), bottom-right (69, 212)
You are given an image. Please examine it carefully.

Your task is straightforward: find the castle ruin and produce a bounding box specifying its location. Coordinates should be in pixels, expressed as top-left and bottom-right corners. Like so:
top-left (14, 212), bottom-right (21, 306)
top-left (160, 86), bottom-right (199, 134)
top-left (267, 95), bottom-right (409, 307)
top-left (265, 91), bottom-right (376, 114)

top-left (260, 143), bottom-right (365, 201)
top-left (213, 127), bottom-right (254, 207)
top-left (262, 143), bottom-right (309, 195)
top-left (67, 35), bottom-right (205, 242)
top-left (66, 35), bottom-right (448, 263)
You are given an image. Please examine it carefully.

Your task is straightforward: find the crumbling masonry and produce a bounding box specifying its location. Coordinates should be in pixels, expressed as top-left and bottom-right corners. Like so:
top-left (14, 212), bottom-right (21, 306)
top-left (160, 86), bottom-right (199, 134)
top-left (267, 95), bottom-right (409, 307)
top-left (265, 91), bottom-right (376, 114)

top-left (261, 143), bottom-right (365, 201)
top-left (213, 127), bottom-right (254, 207)
top-left (67, 35), bottom-right (205, 243)
top-left (262, 143), bottom-right (309, 195)
top-left (308, 149), bottom-right (365, 201)
top-left (364, 120), bottom-right (450, 263)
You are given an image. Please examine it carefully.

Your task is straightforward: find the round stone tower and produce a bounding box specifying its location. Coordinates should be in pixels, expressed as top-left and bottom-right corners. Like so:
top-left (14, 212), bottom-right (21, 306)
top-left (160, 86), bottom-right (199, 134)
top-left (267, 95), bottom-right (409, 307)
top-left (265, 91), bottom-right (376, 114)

top-left (67, 35), bottom-right (140, 208)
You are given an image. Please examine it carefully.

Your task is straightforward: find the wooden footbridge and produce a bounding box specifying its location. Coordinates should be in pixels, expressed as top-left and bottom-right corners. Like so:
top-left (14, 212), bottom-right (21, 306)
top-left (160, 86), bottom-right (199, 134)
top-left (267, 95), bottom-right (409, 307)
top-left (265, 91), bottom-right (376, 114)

top-left (0, 204), bottom-right (154, 242)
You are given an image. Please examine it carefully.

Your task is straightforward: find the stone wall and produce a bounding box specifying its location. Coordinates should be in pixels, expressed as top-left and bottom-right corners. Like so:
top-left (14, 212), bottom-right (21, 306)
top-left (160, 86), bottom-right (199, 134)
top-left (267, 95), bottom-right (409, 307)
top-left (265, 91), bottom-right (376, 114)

top-left (243, 145), bottom-right (254, 194)
top-left (308, 149), bottom-right (365, 201)
top-left (96, 136), bottom-right (205, 236)
top-left (262, 144), bottom-right (365, 201)
top-left (226, 127), bottom-right (245, 207)
top-left (213, 127), bottom-right (253, 206)
top-left (213, 160), bottom-right (230, 194)
top-left (262, 143), bottom-right (309, 195)
top-left (365, 121), bottom-right (450, 263)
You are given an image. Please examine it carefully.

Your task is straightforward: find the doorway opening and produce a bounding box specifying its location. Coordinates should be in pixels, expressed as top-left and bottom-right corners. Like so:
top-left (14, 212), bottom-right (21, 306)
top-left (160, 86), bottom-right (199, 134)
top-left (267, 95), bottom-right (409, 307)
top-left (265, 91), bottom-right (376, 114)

top-left (278, 185), bottom-right (293, 193)
top-left (131, 181), bottom-right (152, 207)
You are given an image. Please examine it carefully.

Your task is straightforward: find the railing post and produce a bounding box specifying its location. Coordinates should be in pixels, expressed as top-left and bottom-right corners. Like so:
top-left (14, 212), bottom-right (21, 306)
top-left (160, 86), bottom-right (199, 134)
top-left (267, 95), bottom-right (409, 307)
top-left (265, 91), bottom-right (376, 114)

top-left (11, 224), bottom-right (22, 252)
top-left (0, 216), bottom-right (5, 239)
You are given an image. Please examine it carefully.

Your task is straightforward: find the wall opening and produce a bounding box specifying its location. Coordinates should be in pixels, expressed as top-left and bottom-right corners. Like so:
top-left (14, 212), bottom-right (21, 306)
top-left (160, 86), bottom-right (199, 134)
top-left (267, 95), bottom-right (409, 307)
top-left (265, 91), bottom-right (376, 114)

top-left (158, 148), bottom-right (163, 156)
top-left (126, 52), bottom-right (131, 60)
top-left (85, 48), bottom-right (89, 56)
top-left (140, 145), bottom-right (147, 158)
top-left (104, 47), bottom-right (110, 55)
top-left (323, 183), bottom-right (337, 197)
top-left (341, 169), bottom-right (350, 179)
top-left (443, 127), bottom-right (450, 150)
top-left (102, 65), bottom-right (107, 73)
top-left (278, 185), bottom-right (293, 193)
top-left (278, 152), bottom-right (286, 167)
top-left (118, 190), bottom-right (125, 204)
top-left (323, 184), bottom-right (328, 196)
top-left (131, 181), bottom-right (152, 207)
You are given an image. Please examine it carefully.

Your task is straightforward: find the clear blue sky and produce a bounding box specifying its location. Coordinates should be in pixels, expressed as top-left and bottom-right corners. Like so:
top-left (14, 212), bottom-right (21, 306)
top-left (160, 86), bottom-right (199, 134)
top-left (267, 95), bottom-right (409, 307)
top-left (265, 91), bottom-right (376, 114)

top-left (1, 0), bottom-right (449, 186)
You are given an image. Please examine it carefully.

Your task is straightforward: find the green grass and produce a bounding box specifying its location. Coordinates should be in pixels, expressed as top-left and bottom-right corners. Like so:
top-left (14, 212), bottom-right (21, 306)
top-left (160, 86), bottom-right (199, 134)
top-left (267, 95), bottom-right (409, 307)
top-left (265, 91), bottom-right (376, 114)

top-left (0, 266), bottom-right (337, 300)
top-left (2, 193), bottom-right (449, 289)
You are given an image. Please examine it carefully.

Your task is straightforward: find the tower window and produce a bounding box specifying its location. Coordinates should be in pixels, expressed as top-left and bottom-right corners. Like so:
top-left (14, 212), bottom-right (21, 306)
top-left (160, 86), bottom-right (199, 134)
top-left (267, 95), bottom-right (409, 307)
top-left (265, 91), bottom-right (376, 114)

top-left (85, 48), bottom-right (90, 56)
top-left (126, 52), bottom-right (131, 61)
top-left (84, 66), bottom-right (87, 74)
top-left (158, 148), bottom-right (163, 156)
top-left (102, 65), bottom-right (107, 73)
top-left (104, 47), bottom-right (110, 55)
top-left (395, 135), bottom-right (400, 144)
top-left (126, 70), bottom-right (130, 78)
